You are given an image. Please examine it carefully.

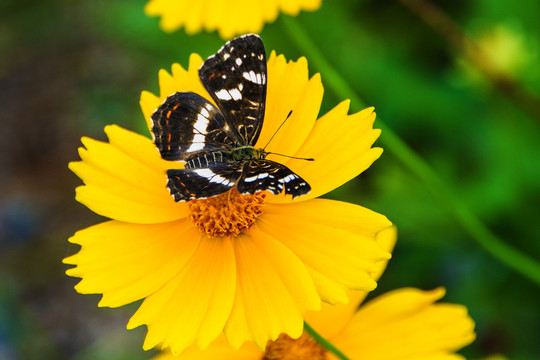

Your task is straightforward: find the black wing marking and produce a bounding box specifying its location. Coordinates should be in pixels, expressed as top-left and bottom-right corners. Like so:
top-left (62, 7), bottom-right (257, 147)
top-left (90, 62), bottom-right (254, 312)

top-left (199, 34), bottom-right (267, 146)
top-left (150, 92), bottom-right (238, 161)
top-left (236, 160), bottom-right (311, 199)
top-left (166, 163), bottom-right (243, 202)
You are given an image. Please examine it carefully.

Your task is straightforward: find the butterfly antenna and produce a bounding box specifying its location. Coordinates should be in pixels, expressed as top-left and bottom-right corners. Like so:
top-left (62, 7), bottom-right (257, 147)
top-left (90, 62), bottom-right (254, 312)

top-left (262, 110), bottom-right (293, 151)
top-left (265, 152), bottom-right (314, 161)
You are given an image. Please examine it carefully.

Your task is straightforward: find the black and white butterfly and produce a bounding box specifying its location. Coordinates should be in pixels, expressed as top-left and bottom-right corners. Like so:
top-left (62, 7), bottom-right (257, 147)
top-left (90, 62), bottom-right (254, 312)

top-left (151, 34), bottom-right (311, 202)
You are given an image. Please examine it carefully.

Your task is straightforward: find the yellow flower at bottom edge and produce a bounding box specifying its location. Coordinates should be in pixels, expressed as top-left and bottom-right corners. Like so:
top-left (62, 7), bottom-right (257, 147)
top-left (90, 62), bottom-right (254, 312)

top-left (152, 228), bottom-right (476, 360)
top-left (63, 47), bottom-right (392, 355)
top-left (145, 0), bottom-right (322, 39)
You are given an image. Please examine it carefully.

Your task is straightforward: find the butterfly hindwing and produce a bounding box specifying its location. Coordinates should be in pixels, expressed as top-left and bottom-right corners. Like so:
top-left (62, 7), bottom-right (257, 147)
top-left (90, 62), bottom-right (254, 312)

top-left (199, 34), bottom-right (267, 146)
top-left (237, 160), bottom-right (311, 199)
top-left (167, 163), bottom-right (243, 201)
top-left (151, 92), bottom-right (238, 161)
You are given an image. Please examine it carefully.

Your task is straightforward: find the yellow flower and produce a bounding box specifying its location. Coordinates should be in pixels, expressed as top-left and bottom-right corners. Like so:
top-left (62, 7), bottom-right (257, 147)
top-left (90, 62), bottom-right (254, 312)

top-left (145, 0), bottom-right (322, 39)
top-left (64, 45), bottom-right (392, 354)
top-left (152, 228), bottom-right (476, 360)
top-left (153, 287), bottom-right (476, 360)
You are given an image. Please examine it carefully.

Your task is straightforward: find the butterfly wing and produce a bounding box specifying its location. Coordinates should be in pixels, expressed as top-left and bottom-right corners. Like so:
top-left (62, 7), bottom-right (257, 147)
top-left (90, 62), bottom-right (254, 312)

top-left (166, 163), bottom-right (243, 201)
top-left (151, 92), bottom-right (238, 161)
top-left (199, 34), bottom-right (267, 146)
top-left (237, 160), bottom-right (311, 199)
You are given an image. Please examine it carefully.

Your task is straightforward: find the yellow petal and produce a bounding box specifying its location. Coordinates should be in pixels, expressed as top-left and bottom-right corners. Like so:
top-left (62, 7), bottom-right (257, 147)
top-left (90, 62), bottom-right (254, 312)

top-left (145, 0), bottom-right (186, 33)
top-left (151, 334), bottom-right (261, 360)
top-left (127, 236), bottom-right (237, 355)
top-left (256, 53), bottom-right (323, 160)
top-left (70, 125), bottom-right (188, 223)
top-left (141, 54), bottom-right (208, 131)
top-left (278, 0), bottom-right (322, 14)
top-left (267, 102), bottom-right (381, 204)
top-left (168, 56), bottom-right (208, 99)
top-left (214, 1), bottom-right (267, 39)
top-left (183, 0), bottom-right (205, 34)
top-left (304, 226), bottom-right (398, 339)
top-left (259, 199), bottom-right (392, 305)
top-left (140, 90), bottom-right (163, 132)
top-left (371, 226), bottom-right (398, 281)
top-left (224, 230), bottom-right (320, 349)
top-left (307, 270), bottom-right (349, 306)
top-left (64, 219), bottom-right (199, 307)
top-left (333, 288), bottom-right (476, 360)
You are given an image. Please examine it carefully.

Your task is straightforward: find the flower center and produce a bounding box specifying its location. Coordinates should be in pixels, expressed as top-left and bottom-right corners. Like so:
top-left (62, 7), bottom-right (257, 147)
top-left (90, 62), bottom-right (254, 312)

top-left (262, 332), bottom-right (328, 360)
top-left (188, 187), bottom-right (266, 237)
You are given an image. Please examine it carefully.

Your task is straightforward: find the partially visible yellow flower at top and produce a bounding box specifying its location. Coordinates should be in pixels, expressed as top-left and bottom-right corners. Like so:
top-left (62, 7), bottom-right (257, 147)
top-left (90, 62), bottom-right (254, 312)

top-left (152, 227), bottom-right (476, 360)
top-left (145, 0), bottom-right (322, 39)
top-left (64, 43), bottom-right (391, 354)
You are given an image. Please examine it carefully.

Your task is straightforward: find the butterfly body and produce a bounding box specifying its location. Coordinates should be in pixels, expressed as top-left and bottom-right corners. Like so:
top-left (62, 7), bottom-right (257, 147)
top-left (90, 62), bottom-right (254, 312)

top-left (151, 34), bottom-right (311, 202)
top-left (184, 146), bottom-right (264, 170)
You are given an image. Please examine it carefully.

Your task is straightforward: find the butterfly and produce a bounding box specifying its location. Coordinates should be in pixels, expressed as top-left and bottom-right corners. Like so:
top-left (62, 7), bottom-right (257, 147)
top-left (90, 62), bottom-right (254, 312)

top-left (150, 34), bottom-right (311, 202)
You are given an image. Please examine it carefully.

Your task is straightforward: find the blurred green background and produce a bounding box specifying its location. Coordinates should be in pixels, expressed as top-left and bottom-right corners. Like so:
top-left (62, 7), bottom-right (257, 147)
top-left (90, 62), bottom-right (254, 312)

top-left (1, 0), bottom-right (539, 359)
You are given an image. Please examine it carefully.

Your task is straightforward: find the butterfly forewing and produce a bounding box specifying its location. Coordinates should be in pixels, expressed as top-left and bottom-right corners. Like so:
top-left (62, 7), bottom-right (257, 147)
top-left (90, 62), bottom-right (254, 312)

top-left (199, 34), bottom-right (267, 146)
top-left (151, 92), bottom-right (236, 161)
top-left (237, 160), bottom-right (311, 199)
top-left (167, 163), bottom-right (243, 201)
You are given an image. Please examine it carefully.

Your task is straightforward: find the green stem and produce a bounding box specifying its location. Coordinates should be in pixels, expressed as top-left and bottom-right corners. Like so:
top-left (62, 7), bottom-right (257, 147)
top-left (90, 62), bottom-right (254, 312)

top-left (281, 16), bottom-right (540, 286)
top-left (304, 322), bottom-right (350, 360)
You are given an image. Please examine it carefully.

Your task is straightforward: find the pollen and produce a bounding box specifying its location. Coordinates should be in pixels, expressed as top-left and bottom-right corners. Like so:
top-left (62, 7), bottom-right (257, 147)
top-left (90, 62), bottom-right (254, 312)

top-left (188, 187), bottom-right (266, 237)
top-left (263, 332), bottom-right (328, 360)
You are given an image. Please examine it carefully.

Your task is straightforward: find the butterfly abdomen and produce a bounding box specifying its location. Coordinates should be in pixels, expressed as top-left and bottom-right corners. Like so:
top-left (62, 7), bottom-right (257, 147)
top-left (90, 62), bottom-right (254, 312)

top-left (185, 146), bottom-right (265, 169)
top-left (186, 151), bottom-right (230, 169)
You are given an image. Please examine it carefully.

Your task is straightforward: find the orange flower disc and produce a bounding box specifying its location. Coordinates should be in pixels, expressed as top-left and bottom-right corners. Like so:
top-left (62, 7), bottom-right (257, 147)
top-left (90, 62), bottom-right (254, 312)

top-left (189, 188), bottom-right (266, 237)
top-left (263, 332), bottom-right (327, 360)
